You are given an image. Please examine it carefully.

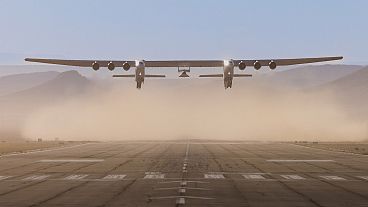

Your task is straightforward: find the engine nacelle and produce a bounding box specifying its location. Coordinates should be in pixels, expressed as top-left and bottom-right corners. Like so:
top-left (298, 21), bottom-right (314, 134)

top-left (123, 62), bottom-right (131, 71)
top-left (238, 61), bottom-right (246, 70)
top-left (269, 61), bottom-right (277, 70)
top-left (92, 61), bottom-right (100, 70)
top-left (254, 61), bottom-right (261, 70)
top-left (108, 62), bottom-right (115, 71)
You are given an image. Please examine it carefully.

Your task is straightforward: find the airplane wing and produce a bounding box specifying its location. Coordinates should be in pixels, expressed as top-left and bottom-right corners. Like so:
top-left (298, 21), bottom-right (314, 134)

top-left (232, 56), bottom-right (343, 67)
top-left (24, 58), bottom-right (136, 67)
top-left (25, 56), bottom-right (343, 68)
top-left (24, 58), bottom-right (224, 67)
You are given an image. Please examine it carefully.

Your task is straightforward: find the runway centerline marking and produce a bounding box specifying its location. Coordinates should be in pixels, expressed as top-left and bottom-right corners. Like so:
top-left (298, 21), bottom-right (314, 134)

top-left (181, 181), bottom-right (187, 186)
top-left (39, 159), bottom-right (104, 163)
top-left (64, 174), bottom-right (89, 180)
top-left (176, 197), bottom-right (185, 205)
top-left (280, 175), bottom-right (305, 180)
top-left (23, 175), bottom-right (50, 181)
top-left (150, 196), bottom-right (215, 200)
top-left (184, 143), bottom-right (190, 159)
top-left (319, 175), bottom-right (346, 181)
top-left (155, 187), bottom-right (211, 191)
top-left (267, 159), bottom-right (335, 162)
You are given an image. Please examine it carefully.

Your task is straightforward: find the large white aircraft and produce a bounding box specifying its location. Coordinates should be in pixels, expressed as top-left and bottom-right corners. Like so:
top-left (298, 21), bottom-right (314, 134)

top-left (25, 56), bottom-right (343, 89)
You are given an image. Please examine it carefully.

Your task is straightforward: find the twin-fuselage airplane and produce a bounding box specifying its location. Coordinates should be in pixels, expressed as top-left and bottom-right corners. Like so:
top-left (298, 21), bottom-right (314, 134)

top-left (25, 56), bottom-right (343, 89)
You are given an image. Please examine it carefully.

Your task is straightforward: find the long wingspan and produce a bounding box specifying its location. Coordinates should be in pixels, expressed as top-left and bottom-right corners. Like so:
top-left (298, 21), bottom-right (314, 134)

top-left (25, 56), bottom-right (343, 68)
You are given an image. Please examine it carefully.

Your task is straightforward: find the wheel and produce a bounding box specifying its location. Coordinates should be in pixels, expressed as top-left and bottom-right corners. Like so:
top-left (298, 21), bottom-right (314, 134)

top-left (136, 81), bottom-right (142, 89)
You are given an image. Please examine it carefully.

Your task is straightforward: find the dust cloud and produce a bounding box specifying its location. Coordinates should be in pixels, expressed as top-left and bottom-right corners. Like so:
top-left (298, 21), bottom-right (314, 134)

top-left (22, 80), bottom-right (367, 141)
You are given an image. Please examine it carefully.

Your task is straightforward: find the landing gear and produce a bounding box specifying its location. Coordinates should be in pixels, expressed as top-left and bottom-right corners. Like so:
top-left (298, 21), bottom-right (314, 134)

top-left (224, 78), bottom-right (232, 89)
top-left (136, 81), bottom-right (142, 89)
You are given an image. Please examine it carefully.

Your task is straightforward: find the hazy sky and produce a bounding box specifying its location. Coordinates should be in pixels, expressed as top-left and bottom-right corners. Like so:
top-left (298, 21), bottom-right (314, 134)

top-left (0, 0), bottom-right (367, 64)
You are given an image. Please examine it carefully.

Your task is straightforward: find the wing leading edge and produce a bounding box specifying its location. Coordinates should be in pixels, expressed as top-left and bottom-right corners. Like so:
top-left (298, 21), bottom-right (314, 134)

top-left (25, 56), bottom-right (343, 68)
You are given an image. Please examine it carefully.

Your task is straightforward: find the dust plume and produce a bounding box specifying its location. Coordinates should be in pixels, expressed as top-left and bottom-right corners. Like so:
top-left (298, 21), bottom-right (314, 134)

top-left (21, 79), bottom-right (367, 141)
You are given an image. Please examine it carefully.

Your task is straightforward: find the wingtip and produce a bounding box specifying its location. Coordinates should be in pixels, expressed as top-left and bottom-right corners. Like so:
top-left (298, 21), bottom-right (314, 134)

top-left (24, 58), bottom-right (39, 62)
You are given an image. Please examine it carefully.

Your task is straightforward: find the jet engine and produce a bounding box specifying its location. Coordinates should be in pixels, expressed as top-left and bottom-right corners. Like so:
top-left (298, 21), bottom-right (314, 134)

top-left (269, 61), bottom-right (277, 70)
top-left (254, 61), bottom-right (261, 70)
top-left (123, 62), bottom-right (131, 71)
top-left (92, 62), bottom-right (100, 70)
top-left (108, 62), bottom-right (115, 71)
top-left (238, 61), bottom-right (246, 70)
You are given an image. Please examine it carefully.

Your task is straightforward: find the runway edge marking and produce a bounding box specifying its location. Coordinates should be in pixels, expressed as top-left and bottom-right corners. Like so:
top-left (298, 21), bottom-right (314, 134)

top-left (39, 159), bottom-right (104, 163)
top-left (267, 159), bottom-right (334, 162)
top-left (0, 143), bottom-right (96, 158)
top-left (289, 143), bottom-right (368, 157)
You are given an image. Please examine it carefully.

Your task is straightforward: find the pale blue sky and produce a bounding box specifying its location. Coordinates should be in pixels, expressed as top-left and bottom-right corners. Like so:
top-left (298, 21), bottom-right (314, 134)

top-left (0, 0), bottom-right (367, 64)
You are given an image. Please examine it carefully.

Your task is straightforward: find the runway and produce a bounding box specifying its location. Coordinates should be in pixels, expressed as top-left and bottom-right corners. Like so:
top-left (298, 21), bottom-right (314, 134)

top-left (0, 141), bottom-right (367, 207)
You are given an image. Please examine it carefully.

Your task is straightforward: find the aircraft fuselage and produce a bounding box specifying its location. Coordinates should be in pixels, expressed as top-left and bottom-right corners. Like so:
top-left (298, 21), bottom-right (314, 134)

top-left (223, 60), bottom-right (235, 89)
top-left (135, 60), bottom-right (145, 89)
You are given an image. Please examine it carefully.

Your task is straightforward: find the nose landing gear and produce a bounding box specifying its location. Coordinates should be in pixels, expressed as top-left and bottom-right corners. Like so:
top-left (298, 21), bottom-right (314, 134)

top-left (224, 78), bottom-right (233, 89)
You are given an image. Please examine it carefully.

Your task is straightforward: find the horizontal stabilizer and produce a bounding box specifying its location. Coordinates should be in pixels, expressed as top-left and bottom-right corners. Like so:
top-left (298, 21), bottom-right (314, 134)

top-left (113, 74), bottom-right (135, 77)
top-left (199, 74), bottom-right (252, 78)
top-left (113, 74), bottom-right (166, 78)
top-left (145, 74), bottom-right (166, 78)
top-left (199, 74), bottom-right (223, 78)
top-left (233, 74), bottom-right (252, 77)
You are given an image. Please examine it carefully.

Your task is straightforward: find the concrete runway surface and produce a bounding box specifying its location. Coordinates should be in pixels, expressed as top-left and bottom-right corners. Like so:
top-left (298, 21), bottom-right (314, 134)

top-left (0, 141), bottom-right (367, 207)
